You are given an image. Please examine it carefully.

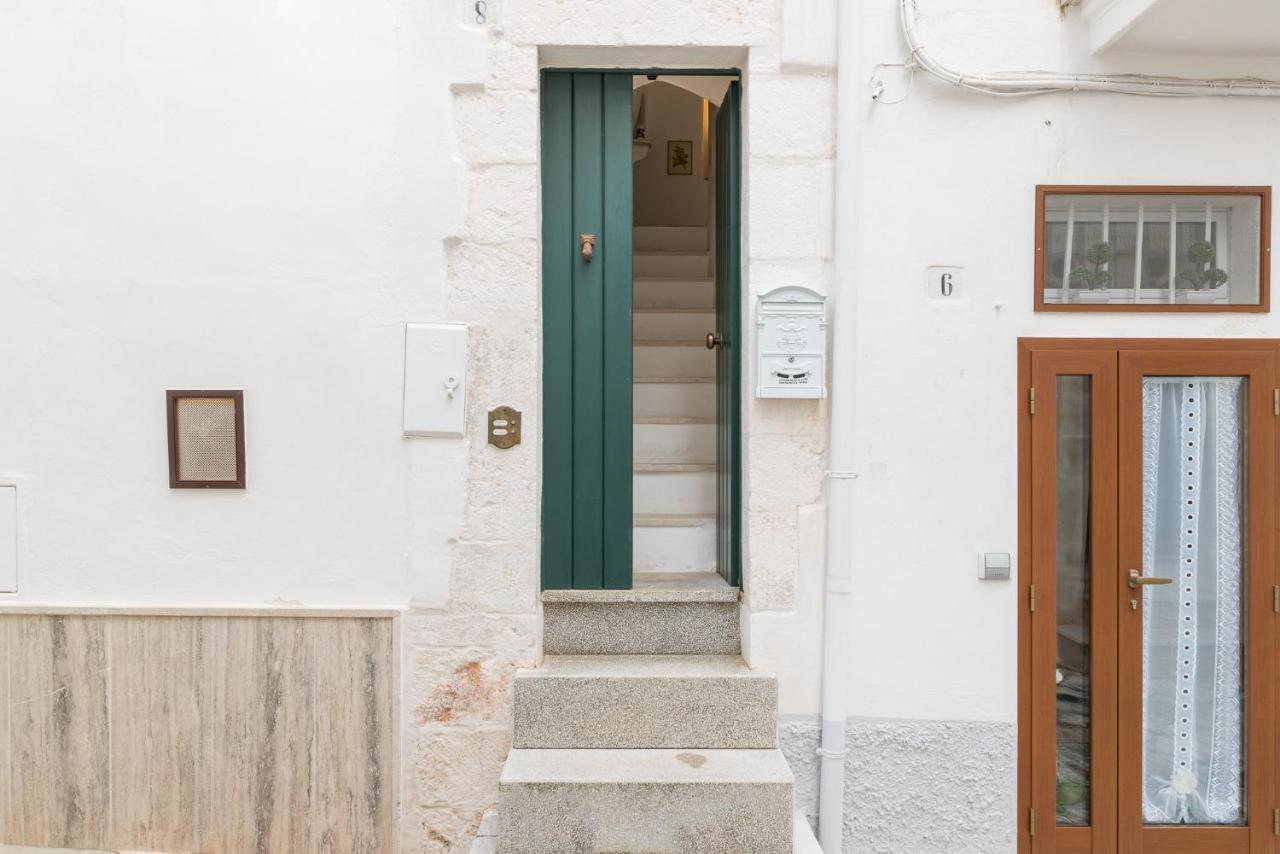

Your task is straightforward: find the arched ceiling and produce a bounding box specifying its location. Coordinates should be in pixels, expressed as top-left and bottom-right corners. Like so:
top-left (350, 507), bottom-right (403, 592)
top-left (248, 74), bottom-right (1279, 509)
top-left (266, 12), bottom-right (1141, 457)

top-left (632, 75), bottom-right (735, 106)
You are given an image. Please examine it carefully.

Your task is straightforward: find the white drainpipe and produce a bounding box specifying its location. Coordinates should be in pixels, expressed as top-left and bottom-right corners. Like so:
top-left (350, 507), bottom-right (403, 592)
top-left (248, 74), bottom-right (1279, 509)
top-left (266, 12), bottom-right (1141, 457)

top-left (818, 0), bottom-right (862, 851)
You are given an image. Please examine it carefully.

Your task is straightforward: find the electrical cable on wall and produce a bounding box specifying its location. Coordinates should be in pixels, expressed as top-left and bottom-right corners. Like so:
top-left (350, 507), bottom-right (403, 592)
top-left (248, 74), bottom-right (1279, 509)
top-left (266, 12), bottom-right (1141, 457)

top-left (881, 0), bottom-right (1280, 100)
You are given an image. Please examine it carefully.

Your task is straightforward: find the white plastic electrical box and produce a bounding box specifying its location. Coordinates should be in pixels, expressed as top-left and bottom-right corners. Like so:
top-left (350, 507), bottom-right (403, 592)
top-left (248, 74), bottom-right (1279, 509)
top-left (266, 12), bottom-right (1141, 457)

top-left (979, 552), bottom-right (1011, 581)
top-left (403, 323), bottom-right (468, 437)
top-left (755, 286), bottom-right (828, 399)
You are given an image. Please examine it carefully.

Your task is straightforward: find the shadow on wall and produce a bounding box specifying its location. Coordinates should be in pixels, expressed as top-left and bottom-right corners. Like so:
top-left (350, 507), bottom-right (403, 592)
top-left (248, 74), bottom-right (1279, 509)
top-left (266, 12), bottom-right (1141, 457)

top-left (633, 81), bottom-right (717, 228)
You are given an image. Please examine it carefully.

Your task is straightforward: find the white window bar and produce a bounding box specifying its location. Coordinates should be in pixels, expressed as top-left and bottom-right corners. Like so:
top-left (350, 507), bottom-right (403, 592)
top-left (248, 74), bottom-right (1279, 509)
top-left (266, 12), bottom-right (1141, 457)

top-left (1062, 202), bottom-right (1076, 291)
top-left (1203, 201), bottom-right (1223, 302)
top-left (1102, 203), bottom-right (1110, 302)
top-left (1168, 202), bottom-right (1177, 304)
top-left (1133, 203), bottom-right (1144, 303)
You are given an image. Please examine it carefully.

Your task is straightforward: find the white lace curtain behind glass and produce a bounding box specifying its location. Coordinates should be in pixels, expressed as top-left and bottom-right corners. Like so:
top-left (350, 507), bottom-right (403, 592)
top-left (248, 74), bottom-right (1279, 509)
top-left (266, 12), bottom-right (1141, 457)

top-left (1141, 377), bottom-right (1245, 825)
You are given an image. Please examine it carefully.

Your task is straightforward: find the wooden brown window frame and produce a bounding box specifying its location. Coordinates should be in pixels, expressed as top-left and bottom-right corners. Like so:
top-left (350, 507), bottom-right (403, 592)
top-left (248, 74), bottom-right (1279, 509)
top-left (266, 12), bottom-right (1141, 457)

top-left (1017, 338), bottom-right (1280, 853)
top-left (166, 390), bottom-right (246, 489)
top-left (1034, 185), bottom-right (1272, 313)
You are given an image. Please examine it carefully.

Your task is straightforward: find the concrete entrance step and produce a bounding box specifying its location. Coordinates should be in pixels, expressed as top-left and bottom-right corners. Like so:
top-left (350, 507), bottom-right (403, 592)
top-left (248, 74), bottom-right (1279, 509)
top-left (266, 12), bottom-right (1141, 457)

top-left (542, 572), bottom-right (739, 655)
top-left (498, 748), bottom-right (793, 853)
top-left (542, 571), bottom-right (736, 603)
top-left (513, 655), bottom-right (777, 749)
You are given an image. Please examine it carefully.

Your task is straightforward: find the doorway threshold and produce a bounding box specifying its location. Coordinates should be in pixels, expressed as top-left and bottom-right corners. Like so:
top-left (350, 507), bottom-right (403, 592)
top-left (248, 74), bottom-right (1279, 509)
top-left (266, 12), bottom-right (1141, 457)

top-left (542, 571), bottom-right (738, 604)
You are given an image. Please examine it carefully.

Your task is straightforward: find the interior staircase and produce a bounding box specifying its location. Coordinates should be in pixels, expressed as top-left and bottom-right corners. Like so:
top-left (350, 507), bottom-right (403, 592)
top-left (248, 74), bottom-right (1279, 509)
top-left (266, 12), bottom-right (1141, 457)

top-left (490, 227), bottom-right (795, 853)
top-left (632, 225), bottom-right (718, 578)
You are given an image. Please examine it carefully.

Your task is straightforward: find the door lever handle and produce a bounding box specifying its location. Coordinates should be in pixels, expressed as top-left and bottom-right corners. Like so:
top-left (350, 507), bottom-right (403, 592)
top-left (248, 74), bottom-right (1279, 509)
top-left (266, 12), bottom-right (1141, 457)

top-left (1129, 569), bottom-right (1173, 589)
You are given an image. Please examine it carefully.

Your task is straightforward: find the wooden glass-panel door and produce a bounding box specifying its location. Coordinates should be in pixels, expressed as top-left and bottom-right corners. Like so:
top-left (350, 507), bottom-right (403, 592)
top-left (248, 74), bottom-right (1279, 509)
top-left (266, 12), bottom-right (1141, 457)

top-left (1022, 340), bottom-right (1280, 854)
top-left (1028, 349), bottom-right (1119, 853)
top-left (1117, 350), bottom-right (1276, 853)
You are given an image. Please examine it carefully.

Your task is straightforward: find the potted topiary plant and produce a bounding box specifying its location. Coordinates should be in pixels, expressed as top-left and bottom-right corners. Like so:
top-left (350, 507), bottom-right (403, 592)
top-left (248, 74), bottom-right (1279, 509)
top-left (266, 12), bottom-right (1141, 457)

top-left (1068, 241), bottom-right (1113, 303)
top-left (1178, 240), bottom-right (1228, 304)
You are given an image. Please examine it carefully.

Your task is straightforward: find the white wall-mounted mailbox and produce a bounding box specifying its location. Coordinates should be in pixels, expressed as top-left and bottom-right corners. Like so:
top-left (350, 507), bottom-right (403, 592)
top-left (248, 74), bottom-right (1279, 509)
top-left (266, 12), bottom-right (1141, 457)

top-left (755, 286), bottom-right (828, 399)
top-left (403, 322), bottom-right (468, 437)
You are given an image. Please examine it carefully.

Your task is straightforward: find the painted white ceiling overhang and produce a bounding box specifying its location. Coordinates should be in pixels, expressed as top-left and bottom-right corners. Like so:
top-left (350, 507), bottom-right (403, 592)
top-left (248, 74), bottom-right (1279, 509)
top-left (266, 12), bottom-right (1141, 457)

top-left (632, 75), bottom-right (734, 107)
top-left (1084, 0), bottom-right (1280, 55)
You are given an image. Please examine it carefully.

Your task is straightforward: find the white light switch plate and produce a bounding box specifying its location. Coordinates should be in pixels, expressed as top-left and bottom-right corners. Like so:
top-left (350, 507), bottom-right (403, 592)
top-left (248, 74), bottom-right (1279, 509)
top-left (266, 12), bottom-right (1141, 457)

top-left (979, 551), bottom-right (1011, 581)
top-left (403, 323), bottom-right (468, 438)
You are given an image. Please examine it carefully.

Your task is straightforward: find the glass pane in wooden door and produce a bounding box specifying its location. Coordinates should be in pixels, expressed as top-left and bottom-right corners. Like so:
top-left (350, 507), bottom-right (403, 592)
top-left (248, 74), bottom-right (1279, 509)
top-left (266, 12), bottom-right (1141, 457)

top-left (1056, 376), bottom-right (1093, 826)
top-left (1139, 376), bottom-right (1247, 825)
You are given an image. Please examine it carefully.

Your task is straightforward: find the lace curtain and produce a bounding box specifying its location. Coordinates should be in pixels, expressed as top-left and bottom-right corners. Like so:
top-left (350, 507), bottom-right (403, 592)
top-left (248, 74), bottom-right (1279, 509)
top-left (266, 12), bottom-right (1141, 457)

top-left (1141, 377), bottom-right (1245, 825)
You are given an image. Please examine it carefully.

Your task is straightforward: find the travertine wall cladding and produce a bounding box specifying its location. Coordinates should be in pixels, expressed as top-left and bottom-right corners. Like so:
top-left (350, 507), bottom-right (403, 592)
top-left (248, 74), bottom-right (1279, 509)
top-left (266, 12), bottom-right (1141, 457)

top-left (0, 613), bottom-right (395, 854)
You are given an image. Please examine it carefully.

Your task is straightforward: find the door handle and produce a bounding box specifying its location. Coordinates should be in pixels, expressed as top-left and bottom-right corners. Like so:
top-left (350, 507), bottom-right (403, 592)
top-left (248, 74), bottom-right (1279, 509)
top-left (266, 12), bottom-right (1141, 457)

top-left (1129, 569), bottom-right (1173, 589)
top-left (580, 234), bottom-right (596, 262)
top-left (706, 332), bottom-right (724, 350)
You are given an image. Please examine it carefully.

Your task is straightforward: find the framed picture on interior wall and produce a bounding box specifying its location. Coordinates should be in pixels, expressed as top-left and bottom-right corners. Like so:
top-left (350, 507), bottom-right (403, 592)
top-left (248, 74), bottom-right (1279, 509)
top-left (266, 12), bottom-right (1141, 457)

top-left (666, 140), bottom-right (693, 175)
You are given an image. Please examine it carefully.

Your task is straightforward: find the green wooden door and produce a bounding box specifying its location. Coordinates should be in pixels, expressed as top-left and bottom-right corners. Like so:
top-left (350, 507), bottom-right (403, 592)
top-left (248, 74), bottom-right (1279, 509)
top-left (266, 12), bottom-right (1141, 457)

top-left (540, 72), bottom-right (634, 590)
top-left (714, 81), bottom-right (742, 587)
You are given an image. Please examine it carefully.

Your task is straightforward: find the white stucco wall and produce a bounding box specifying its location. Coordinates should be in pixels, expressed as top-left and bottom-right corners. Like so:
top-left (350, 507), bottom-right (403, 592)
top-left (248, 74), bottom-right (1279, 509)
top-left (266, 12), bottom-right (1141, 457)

top-left (0, 0), bottom-right (491, 609)
top-left (7, 0), bottom-right (1280, 848)
top-left (749, 0), bottom-right (1280, 727)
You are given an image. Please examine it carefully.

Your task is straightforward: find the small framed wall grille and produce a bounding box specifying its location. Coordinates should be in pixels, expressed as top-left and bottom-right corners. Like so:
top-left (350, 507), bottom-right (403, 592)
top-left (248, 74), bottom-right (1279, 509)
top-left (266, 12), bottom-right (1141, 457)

top-left (166, 390), bottom-right (246, 489)
top-left (1035, 185), bottom-right (1271, 312)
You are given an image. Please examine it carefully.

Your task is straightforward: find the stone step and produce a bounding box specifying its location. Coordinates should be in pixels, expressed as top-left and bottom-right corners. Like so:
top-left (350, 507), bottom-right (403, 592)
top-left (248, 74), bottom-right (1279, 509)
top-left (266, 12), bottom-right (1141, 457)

top-left (634, 251), bottom-right (712, 278)
top-left (634, 420), bottom-right (715, 465)
top-left (634, 308), bottom-right (716, 341)
top-left (634, 278), bottom-right (714, 310)
top-left (634, 340), bottom-right (715, 379)
top-left (634, 513), bottom-right (717, 573)
top-left (498, 748), bottom-right (793, 853)
top-left (468, 808), bottom-right (501, 854)
top-left (543, 572), bottom-right (739, 655)
top-left (634, 379), bottom-right (716, 420)
top-left (513, 655), bottom-right (777, 749)
top-left (633, 225), bottom-right (709, 252)
top-left (634, 464), bottom-right (716, 515)
top-left (633, 416), bottom-right (717, 424)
